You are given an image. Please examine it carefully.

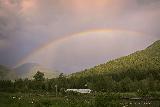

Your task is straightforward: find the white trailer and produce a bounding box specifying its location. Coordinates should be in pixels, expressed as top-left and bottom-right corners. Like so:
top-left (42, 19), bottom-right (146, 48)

top-left (66, 89), bottom-right (92, 93)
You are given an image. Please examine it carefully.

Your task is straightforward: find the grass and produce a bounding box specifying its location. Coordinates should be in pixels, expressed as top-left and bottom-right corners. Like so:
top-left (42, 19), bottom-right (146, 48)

top-left (0, 92), bottom-right (61, 107)
top-left (0, 92), bottom-right (94, 107)
top-left (0, 92), bottom-right (160, 107)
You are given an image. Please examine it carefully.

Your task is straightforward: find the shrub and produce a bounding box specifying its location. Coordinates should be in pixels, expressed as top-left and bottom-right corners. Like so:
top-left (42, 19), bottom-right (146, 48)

top-left (95, 92), bottom-right (121, 107)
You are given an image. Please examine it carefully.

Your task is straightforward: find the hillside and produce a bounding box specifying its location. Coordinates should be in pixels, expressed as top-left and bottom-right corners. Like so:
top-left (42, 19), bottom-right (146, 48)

top-left (14, 63), bottom-right (59, 79)
top-left (0, 65), bottom-right (17, 80)
top-left (72, 40), bottom-right (160, 79)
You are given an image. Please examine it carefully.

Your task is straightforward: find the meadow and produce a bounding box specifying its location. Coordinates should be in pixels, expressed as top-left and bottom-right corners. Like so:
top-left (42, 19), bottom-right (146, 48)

top-left (0, 92), bottom-right (94, 107)
top-left (0, 92), bottom-right (160, 107)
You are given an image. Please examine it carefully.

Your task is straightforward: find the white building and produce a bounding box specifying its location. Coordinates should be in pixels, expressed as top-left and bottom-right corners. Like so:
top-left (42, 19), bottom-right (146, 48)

top-left (66, 89), bottom-right (92, 93)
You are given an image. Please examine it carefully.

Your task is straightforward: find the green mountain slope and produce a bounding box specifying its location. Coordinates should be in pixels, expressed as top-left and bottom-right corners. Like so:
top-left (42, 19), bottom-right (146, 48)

top-left (72, 40), bottom-right (160, 79)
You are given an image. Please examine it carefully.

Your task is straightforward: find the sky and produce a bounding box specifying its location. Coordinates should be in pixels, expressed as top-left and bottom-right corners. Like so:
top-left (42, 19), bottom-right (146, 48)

top-left (0, 0), bottom-right (160, 73)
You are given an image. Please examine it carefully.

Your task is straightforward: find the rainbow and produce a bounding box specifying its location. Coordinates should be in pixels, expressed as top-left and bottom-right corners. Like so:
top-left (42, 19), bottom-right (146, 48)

top-left (15, 29), bottom-right (145, 67)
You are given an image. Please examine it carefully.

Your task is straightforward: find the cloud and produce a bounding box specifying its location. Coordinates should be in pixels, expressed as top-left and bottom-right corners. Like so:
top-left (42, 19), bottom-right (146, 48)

top-left (0, 39), bottom-right (9, 48)
top-left (0, 0), bottom-right (159, 71)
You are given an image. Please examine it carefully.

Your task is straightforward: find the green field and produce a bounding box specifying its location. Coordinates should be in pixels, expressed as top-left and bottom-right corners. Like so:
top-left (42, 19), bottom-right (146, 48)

top-left (0, 92), bottom-right (94, 107)
top-left (0, 92), bottom-right (160, 107)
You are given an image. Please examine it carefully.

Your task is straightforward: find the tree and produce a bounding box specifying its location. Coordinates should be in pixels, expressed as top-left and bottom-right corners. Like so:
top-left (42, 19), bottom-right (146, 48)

top-left (33, 71), bottom-right (45, 81)
top-left (57, 73), bottom-right (67, 90)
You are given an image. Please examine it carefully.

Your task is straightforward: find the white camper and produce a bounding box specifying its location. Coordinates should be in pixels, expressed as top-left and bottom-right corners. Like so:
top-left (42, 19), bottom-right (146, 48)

top-left (66, 89), bottom-right (91, 94)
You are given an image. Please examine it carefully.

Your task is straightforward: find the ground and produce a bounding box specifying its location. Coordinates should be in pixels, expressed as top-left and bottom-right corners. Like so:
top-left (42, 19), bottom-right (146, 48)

top-left (0, 92), bottom-right (160, 107)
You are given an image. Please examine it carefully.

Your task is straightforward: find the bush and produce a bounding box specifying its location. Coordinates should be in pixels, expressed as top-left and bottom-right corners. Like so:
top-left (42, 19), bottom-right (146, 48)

top-left (148, 92), bottom-right (160, 98)
top-left (136, 89), bottom-right (149, 97)
top-left (95, 92), bottom-right (121, 107)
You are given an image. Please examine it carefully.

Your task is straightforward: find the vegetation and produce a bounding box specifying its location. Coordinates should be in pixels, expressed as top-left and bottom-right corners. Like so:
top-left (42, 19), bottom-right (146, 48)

top-left (68, 40), bottom-right (160, 93)
top-left (72, 40), bottom-right (160, 77)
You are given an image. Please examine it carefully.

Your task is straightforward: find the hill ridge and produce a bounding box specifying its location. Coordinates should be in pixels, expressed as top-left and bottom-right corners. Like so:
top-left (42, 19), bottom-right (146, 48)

top-left (72, 40), bottom-right (160, 78)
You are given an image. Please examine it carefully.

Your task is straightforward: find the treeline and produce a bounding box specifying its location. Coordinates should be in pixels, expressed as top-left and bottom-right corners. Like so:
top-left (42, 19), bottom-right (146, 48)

top-left (69, 69), bottom-right (160, 94)
top-left (0, 69), bottom-right (160, 96)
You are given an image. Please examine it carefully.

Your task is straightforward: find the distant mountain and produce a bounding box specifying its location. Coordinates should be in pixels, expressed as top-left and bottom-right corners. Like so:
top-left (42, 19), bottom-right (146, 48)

top-left (0, 65), bottom-right (17, 80)
top-left (72, 40), bottom-right (160, 78)
top-left (14, 63), bottom-right (59, 79)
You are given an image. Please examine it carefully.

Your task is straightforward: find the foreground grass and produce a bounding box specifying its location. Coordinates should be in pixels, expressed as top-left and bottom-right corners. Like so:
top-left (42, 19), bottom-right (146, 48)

top-left (0, 92), bottom-right (95, 107)
top-left (0, 92), bottom-right (160, 107)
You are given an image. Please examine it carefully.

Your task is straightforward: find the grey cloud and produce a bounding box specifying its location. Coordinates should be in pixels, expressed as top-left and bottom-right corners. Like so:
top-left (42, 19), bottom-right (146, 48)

top-left (136, 0), bottom-right (160, 5)
top-left (0, 0), bottom-right (159, 72)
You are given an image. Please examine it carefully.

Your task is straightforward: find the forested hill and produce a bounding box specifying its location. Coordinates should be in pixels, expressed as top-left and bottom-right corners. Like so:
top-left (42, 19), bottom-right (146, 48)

top-left (72, 40), bottom-right (160, 79)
